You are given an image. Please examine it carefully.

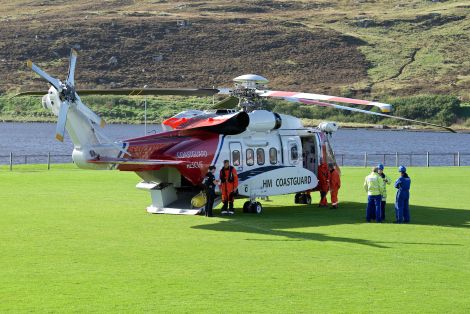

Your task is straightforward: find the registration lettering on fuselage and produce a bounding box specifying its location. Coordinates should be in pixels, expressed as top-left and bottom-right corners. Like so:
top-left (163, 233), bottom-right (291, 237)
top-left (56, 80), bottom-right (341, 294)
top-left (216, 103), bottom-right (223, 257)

top-left (176, 150), bottom-right (208, 158)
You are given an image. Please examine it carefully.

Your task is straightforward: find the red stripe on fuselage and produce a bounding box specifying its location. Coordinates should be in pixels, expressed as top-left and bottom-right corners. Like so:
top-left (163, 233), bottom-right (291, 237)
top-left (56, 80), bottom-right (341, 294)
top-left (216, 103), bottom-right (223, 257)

top-left (117, 129), bottom-right (220, 185)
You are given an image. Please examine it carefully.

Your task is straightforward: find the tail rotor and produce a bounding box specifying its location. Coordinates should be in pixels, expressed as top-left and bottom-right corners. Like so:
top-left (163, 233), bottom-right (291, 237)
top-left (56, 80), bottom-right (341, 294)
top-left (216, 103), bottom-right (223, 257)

top-left (26, 60), bottom-right (62, 92)
top-left (26, 49), bottom-right (106, 142)
top-left (66, 49), bottom-right (77, 87)
top-left (55, 100), bottom-right (70, 142)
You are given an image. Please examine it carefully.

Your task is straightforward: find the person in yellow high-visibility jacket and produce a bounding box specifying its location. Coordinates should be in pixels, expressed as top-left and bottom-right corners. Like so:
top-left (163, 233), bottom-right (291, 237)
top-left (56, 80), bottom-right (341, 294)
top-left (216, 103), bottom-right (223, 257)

top-left (364, 167), bottom-right (385, 222)
top-left (377, 163), bottom-right (391, 221)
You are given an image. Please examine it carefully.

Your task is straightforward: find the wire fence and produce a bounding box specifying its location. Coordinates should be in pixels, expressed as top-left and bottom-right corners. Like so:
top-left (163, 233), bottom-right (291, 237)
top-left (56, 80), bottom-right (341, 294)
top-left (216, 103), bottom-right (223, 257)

top-left (1, 152), bottom-right (469, 170)
top-left (0, 153), bottom-right (72, 170)
top-left (335, 152), bottom-right (470, 167)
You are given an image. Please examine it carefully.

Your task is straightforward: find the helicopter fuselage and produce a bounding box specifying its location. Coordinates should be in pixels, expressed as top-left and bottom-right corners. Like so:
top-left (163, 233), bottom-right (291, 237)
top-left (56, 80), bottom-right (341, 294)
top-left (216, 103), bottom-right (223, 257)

top-left (83, 110), bottom-right (337, 213)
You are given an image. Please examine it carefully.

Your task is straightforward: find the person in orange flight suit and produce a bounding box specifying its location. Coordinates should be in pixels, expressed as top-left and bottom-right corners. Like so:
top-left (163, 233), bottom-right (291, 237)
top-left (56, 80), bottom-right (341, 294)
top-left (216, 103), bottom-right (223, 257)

top-left (329, 163), bottom-right (341, 209)
top-left (317, 162), bottom-right (330, 207)
top-left (219, 159), bottom-right (239, 215)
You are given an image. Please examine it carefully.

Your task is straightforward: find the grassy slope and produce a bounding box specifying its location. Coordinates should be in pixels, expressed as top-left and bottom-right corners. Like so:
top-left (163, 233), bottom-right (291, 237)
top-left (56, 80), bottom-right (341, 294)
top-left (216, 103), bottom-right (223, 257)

top-left (0, 1), bottom-right (469, 98)
top-left (1, 165), bottom-right (470, 312)
top-left (283, 0), bottom-right (470, 98)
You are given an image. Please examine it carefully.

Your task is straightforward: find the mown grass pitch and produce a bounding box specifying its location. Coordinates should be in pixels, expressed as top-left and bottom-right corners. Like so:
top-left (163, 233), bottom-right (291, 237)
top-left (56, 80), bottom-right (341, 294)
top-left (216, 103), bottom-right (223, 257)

top-left (1, 165), bottom-right (470, 313)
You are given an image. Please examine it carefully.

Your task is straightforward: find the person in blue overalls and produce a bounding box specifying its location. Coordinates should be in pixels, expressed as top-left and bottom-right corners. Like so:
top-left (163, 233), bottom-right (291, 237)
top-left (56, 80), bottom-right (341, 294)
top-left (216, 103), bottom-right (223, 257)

top-left (394, 165), bottom-right (411, 223)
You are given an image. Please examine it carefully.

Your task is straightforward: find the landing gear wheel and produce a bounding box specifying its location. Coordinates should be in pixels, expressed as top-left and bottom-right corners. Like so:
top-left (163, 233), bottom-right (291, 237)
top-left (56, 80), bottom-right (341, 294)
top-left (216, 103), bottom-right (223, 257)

top-left (243, 201), bottom-right (251, 213)
top-left (305, 195), bottom-right (312, 205)
top-left (294, 193), bottom-right (301, 204)
top-left (250, 202), bottom-right (262, 214)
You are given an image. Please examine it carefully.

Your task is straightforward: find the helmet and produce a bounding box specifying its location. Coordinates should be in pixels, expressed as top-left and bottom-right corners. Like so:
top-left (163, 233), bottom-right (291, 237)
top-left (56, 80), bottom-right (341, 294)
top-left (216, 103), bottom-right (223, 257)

top-left (377, 163), bottom-right (384, 170)
top-left (398, 165), bottom-right (407, 173)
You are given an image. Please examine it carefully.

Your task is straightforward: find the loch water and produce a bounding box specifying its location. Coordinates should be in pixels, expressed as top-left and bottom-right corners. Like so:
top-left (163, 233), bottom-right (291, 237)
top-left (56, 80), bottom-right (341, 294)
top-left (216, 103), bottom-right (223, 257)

top-left (0, 122), bottom-right (469, 166)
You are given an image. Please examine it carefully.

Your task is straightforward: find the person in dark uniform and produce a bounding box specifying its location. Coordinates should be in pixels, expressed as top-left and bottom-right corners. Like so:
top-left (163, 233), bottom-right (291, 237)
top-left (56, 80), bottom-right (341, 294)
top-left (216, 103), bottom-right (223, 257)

top-left (203, 165), bottom-right (218, 217)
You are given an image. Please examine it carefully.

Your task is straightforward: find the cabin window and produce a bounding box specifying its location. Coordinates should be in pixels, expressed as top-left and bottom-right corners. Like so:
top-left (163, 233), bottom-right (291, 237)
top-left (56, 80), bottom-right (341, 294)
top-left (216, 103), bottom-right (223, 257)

top-left (232, 150), bottom-right (241, 166)
top-left (257, 148), bottom-right (265, 165)
top-left (291, 145), bottom-right (299, 161)
top-left (269, 147), bottom-right (277, 165)
top-left (246, 149), bottom-right (254, 166)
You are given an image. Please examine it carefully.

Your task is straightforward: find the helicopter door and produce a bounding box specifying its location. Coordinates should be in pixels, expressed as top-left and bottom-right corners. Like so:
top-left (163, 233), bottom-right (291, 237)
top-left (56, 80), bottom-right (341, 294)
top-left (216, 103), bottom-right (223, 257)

top-left (229, 142), bottom-right (243, 172)
top-left (301, 136), bottom-right (318, 174)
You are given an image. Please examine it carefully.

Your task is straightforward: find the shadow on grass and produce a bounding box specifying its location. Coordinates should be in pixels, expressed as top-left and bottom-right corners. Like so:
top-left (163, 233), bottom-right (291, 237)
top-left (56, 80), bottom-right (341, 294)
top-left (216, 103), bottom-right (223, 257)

top-left (192, 202), bottom-right (469, 248)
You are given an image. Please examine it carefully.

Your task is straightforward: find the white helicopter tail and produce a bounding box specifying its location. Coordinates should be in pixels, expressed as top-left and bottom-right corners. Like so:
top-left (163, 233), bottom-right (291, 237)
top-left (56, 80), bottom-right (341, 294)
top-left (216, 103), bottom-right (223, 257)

top-left (28, 50), bottom-right (123, 169)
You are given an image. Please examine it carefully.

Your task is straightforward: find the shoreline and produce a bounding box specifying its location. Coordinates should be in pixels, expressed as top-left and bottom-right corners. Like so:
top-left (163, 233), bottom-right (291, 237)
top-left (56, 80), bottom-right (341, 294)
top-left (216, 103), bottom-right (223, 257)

top-left (1, 117), bottom-right (469, 133)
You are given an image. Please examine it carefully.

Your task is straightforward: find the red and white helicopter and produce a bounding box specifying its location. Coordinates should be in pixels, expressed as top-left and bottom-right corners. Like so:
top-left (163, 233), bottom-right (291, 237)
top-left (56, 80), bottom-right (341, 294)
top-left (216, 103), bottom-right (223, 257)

top-left (21, 49), bottom-right (454, 214)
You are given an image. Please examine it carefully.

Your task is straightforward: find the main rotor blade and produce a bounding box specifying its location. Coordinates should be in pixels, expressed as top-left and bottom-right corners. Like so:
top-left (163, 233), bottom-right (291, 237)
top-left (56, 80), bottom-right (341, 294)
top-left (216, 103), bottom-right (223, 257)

top-left (55, 101), bottom-right (70, 142)
top-left (66, 49), bottom-right (78, 87)
top-left (15, 88), bottom-right (220, 98)
top-left (212, 96), bottom-right (239, 109)
top-left (289, 98), bottom-right (456, 133)
top-left (13, 91), bottom-right (48, 97)
top-left (76, 99), bottom-right (106, 128)
top-left (259, 90), bottom-right (392, 113)
top-left (26, 60), bottom-right (62, 91)
top-left (76, 88), bottom-right (220, 97)
top-left (216, 87), bottom-right (232, 96)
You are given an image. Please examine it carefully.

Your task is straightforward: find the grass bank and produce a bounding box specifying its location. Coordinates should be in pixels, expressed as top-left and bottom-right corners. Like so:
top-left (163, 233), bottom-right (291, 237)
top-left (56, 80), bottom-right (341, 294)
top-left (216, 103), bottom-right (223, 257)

top-left (1, 94), bottom-right (470, 130)
top-left (1, 165), bottom-right (470, 312)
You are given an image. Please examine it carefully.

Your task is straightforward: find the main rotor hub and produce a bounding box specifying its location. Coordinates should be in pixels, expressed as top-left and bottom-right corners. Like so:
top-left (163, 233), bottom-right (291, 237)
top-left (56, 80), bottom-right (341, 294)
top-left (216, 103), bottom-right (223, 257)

top-left (233, 74), bottom-right (269, 89)
top-left (231, 74), bottom-right (268, 111)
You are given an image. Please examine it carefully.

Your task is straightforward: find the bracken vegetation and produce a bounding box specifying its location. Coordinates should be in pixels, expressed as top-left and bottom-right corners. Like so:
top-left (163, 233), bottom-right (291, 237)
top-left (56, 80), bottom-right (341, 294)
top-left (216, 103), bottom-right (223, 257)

top-left (0, 0), bottom-right (469, 128)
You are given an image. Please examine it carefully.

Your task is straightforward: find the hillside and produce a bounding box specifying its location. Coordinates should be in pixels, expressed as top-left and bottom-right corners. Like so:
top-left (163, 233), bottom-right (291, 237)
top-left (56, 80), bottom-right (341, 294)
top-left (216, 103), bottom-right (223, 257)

top-left (1, 0), bottom-right (469, 100)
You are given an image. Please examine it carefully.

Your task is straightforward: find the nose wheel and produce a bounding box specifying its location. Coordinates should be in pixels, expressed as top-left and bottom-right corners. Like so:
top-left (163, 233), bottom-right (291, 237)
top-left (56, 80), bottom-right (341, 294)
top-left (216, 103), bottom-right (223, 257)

top-left (243, 201), bottom-right (263, 214)
top-left (295, 192), bottom-right (311, 204)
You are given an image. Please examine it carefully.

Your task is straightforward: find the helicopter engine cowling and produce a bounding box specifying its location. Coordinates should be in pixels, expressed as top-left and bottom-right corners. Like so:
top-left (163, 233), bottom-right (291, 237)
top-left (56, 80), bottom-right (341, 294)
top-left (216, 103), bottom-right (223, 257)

top-left (40, 88), bottom-right (62, 116)
top-left (318, 122), bottom-right (339, 133)
top-left (247, 110), bottom-right (282, 132)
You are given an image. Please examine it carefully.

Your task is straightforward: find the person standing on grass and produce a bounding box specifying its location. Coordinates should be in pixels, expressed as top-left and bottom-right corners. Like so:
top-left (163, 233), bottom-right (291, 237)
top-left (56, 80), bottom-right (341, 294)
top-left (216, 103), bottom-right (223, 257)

top-left (377, 163), bottom-right (391, 221)
top-left (364, 167), bottom-right (385, 222)
top-left (317, 161), bottom-right (330, 207)
top-left (328, 163), bottom-right (341, 209)
top-left (219, 160), bottom-right (238, 215)
top-left (203, 165), bottom-right (218, 217)
top-left (394, 165), bottom-right (411, 223)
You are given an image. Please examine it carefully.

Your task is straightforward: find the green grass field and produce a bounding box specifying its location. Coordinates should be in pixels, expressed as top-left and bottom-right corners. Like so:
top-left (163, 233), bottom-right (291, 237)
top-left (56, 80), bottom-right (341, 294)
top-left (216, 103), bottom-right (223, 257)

top-left (1, 165), bottom-right (470, 313)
